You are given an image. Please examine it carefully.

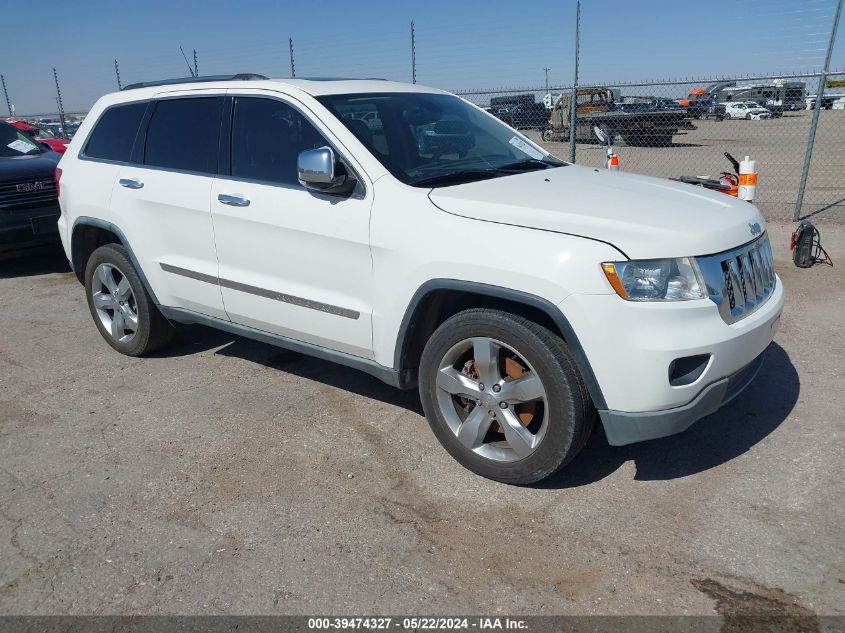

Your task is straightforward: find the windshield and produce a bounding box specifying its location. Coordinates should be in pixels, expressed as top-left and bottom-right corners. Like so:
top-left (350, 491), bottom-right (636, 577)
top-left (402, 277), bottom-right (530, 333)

top-left (317, 92), bottom-right (563, 187)
top-left (0, 123), bottom-right (44, 157)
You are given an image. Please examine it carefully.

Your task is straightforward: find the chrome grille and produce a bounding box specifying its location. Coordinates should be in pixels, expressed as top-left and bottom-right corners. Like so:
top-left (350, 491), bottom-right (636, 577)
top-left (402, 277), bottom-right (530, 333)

top-left (697, 234), bottom-right (776, 324)
top-left (0, 177), bottom-right (58, 210)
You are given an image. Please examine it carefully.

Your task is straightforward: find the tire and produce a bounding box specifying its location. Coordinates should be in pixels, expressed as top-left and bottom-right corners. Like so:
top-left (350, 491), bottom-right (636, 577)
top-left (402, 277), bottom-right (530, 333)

top-left (745, 113), bottom-right (752, 120)
top-left (418, 308), bottom-right (594, 485)
top-left (724, 112), bottom-right (732, 120)
top-left (84, 244), bottom-right (174, 356)
top-left (541, 128), bottom-right (554, 142)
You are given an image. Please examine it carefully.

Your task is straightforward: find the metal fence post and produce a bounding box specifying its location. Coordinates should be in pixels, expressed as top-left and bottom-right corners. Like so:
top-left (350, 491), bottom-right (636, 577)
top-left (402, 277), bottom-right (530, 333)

top-left (411, 21), bottom-right (417, 84)
top-left (567, 0), bottom-right (580, 163)
top-left (289, 38), bottom-right (296, 78)
top-left (794, 0), bottom-right (843, 221)
top-left (53, 68), bottom-right (68, 140)
top-left (1, 75), bottom-right (11, 117)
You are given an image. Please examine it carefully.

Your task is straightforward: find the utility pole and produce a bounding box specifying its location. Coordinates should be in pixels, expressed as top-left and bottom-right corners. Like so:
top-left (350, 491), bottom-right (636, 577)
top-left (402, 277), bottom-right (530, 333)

top-left (193, 49), bottom-right (199, 77)
top-left (53, 68), bottom-right (68, 139)
top-left (411, 21), bottom-right (417, 84)
top-left (1, 75), bottom-right (11, 117)
top-left (289, 38), bottom-right (296, 77)
top-left (114, 59), bottom-right (123, 90)
top-left (568, 0), bottom-right (581, 163)
top-left (794, 0), bottom-right (842, 221)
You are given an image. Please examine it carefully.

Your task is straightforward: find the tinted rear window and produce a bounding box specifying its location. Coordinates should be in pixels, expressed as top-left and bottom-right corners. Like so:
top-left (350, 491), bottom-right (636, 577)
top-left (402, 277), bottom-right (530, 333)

top-left (84, 102), bottom-right (147, 162)
top-left (143, 97), bottom-right (222, 173)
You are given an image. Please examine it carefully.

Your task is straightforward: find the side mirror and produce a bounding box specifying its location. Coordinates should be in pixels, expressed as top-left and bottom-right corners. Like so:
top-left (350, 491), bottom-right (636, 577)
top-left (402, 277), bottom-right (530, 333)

top-left (297, 146), bottom-right (350, 193)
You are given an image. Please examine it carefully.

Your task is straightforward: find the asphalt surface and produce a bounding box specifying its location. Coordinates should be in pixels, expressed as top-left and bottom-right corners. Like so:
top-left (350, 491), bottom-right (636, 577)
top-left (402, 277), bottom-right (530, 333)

top-left (0, 223), bottom-right (843, 617)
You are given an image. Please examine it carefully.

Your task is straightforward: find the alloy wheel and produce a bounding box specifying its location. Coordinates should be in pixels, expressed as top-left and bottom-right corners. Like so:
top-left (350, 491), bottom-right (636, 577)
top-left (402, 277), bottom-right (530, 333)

top-left (91, 263), bottom-right (139, 343)
top-left (435, 337), bottom-right (549, 463)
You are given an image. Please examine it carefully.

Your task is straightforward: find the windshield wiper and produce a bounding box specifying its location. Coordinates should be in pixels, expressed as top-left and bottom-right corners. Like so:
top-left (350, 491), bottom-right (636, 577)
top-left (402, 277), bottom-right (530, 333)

top-left (411, 169), bottom-right (507, 188)
top-left (497, 158), bottom-right (564, 171)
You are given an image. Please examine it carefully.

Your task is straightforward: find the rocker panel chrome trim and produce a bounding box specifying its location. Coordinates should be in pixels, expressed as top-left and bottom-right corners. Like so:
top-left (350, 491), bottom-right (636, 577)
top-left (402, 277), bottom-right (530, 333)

top-left (159, 262), bottom-right (360, 319)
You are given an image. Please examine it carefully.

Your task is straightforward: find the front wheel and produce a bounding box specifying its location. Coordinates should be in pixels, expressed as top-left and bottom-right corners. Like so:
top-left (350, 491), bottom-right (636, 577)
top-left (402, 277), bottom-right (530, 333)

top-left (745, 113), bottom-right (752, 120)
top-left (419, 309), bottom-right (594, 484)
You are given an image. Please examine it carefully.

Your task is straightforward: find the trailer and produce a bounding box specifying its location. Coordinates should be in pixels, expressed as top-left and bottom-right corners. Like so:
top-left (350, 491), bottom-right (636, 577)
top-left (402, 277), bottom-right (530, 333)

top-left (713, 80), bottom-right (806, 111)
top-left (542, 88), bottom-right (696, 147)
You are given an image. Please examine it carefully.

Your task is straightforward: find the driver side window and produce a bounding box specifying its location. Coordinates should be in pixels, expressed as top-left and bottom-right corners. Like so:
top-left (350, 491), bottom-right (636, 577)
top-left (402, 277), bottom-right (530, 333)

top-left (231, 97), bottom-right (329, 186)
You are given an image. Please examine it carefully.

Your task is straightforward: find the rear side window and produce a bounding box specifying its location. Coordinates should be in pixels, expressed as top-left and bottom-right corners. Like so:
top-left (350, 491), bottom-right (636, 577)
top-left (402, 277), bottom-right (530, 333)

top-left (143, 97), bottom-right (222, 174)
top-left (230, 97), bottom-right (329, 186)
top-left (84, 102), bottom-right (147, 162)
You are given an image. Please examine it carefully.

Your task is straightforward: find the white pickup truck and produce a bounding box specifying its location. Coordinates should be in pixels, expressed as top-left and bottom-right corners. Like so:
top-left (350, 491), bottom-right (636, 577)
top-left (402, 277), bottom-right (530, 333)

top-left (56, 75), bottom-right (783, 484)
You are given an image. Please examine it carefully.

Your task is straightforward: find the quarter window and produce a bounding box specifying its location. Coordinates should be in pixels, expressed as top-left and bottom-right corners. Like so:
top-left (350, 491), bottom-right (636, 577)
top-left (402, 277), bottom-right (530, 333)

top-left (84, 102), bottom-right (147, 162)
top-left (144, 97), bottom-right (222, 173)
top-left (230, 97), bottom-right (329, 186)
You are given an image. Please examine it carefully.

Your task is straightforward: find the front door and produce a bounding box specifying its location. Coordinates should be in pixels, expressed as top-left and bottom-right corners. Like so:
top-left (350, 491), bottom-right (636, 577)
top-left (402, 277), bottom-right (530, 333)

top-left (210, 94), bottom-right (374, 358)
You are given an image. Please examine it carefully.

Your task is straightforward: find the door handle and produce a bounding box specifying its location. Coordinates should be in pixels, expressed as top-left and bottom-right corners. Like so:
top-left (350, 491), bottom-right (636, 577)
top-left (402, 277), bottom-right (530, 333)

top-left (217, 193), bottom-right (250, 207)
top-left (118, 178), bottom-right (144, 189)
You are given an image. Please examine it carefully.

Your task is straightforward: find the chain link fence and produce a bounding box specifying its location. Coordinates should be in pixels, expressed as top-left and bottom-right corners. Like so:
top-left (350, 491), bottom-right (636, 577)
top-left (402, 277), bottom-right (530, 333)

top-left (459, 71), bottom-right (845, 223)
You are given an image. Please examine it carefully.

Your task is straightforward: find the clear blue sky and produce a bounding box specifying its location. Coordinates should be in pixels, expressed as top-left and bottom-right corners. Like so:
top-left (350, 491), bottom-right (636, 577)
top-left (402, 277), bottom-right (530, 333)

top-left (1, 0), bottom-right (843, 114)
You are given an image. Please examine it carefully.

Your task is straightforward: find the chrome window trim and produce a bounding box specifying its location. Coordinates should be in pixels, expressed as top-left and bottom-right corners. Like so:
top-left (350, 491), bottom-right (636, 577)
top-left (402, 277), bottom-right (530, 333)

top-left (75, 91), bottom-right (369, 200)
top-left (160, 263), bottom-right (360, 320)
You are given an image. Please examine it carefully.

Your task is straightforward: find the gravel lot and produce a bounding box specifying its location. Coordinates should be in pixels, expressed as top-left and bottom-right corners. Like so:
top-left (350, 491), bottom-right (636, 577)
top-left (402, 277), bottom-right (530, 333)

top-left (527, 109), bottom-right (845, 223)
top-left (1, 223), bottom-right (843, 617)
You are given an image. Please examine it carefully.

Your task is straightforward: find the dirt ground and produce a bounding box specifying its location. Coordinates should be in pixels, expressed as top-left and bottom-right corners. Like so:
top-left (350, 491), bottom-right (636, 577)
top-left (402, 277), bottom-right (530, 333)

top-left (0, 222), bottom-right (843, 617)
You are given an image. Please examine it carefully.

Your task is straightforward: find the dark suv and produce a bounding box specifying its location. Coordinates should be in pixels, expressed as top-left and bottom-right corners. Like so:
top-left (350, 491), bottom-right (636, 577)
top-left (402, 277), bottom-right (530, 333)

top-left (0, 121), bottom-right (61, 258)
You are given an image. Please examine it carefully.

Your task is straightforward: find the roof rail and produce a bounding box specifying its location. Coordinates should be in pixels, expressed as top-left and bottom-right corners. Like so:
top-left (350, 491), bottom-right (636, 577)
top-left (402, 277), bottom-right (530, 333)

top-left (122, 73), bottom-right (268, 91)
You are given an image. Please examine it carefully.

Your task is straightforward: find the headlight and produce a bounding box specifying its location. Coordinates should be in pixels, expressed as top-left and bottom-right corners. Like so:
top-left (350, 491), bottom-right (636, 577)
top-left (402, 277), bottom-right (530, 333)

top-left (601, 257), bottom-right (706, 301)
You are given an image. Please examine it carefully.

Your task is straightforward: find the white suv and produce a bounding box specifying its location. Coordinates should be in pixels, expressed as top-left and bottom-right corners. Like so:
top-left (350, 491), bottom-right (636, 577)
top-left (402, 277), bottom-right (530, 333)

top-left (56, 75), bottom-right (784, 484)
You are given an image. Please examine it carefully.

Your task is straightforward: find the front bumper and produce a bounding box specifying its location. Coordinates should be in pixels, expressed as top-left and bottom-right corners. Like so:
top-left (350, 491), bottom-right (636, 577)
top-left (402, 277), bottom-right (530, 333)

top-left (559, 274), bottom-right (784, 444)
top-left (599, 349), bottom-right (766, 445)
top-left (0, 205), bottom-right (61, 258)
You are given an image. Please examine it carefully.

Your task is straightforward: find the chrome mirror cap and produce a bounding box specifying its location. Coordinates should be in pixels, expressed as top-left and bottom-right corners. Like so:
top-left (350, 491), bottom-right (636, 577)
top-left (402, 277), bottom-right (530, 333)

top-left (298, 146), bottom-right (344, 190)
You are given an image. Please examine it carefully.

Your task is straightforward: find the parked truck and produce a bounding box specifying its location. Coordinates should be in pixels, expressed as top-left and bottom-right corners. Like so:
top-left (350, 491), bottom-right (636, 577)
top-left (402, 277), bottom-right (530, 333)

top-left (543, 88), bottom-right (696, 147)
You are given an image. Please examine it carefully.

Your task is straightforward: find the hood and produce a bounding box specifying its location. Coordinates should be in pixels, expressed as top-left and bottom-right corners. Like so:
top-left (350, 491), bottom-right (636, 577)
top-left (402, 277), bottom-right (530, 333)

top-left (0, 151), bottom-right (61, 181)
top-left (427, 165), bottom-right (765, 259)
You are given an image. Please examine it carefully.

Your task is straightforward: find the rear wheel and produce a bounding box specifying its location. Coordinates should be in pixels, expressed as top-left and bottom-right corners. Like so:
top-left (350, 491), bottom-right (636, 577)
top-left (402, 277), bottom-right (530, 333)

top-left (419, 309), bottom-right (594, 484)
top-left (84, 244), bottom-right (174, 356)
top-left (724, 112), bottom-right (732, 120)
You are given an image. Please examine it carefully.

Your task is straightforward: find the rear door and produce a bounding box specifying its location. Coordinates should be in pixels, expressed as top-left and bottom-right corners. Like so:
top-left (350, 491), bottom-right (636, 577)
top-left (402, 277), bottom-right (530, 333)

top-left (110, 94), bottom-right (226, 318)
